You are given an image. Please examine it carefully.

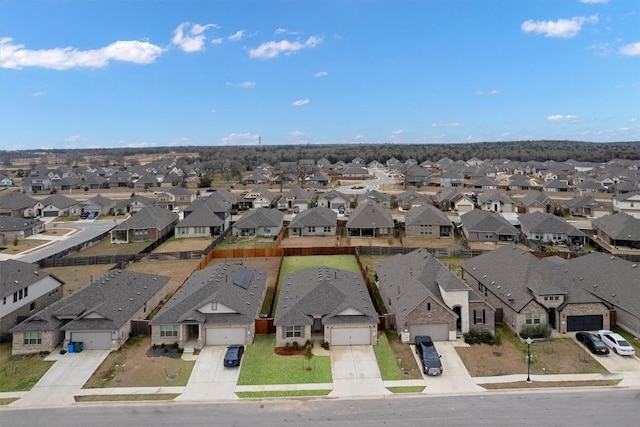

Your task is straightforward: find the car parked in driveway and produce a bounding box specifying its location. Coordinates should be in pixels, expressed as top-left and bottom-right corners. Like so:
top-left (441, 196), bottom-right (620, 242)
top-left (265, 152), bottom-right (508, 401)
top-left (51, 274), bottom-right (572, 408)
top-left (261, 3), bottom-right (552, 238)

top-left (597, 330), bottom-right (635, 356)
top-left (223, 345), bottom-right (245, 367)
top-left (576, 331), bottom-right (609, 355)
top-left (415, 335), bottom-right (443, 376)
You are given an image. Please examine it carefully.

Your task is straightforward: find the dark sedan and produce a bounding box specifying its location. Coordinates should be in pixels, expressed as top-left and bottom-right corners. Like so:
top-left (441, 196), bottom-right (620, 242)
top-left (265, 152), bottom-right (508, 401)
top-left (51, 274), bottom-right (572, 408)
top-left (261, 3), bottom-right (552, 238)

top-left (576, 332), bottom-right (609, 355)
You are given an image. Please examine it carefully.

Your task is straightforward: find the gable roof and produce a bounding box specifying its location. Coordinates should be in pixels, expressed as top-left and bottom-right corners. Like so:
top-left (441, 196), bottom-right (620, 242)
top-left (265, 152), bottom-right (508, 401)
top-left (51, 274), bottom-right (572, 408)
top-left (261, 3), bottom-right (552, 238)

top-left (0, 191), bottom-right (38, 210)
top-left (404, 203), bottom-right (451, 226)
top-left (289, 206), bottom-right (337, 228)
top-left (0, 216), bottom-right (43, 233)
top-left (592, 212), bottom-right (640, 240)
top-left (39, 194), bottom-right (77, 209)
top-left (274, 267), bottom-right (378, 326)
top-left (1, 259), bottom-right (63, 299)
top-left (151, 262), bottom-right (267, 325)
top-left (11, 270), bottom-right (169, 333)
top-left (346, 200), bottom-right (394, 228)
top-left (460, 210), bottom-right (519, 236)
top-left (233, 208), bottom-right (284, 229)
top-left (519, 212), bottom-right (587, 237)
top-left (113, 205), bottom-right (178, 231)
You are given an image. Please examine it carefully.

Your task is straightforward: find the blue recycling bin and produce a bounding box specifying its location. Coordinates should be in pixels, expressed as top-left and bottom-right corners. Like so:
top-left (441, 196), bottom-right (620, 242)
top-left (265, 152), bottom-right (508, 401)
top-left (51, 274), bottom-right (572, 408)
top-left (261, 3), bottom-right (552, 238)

top-left (67, 342), bottom-right (75, 353)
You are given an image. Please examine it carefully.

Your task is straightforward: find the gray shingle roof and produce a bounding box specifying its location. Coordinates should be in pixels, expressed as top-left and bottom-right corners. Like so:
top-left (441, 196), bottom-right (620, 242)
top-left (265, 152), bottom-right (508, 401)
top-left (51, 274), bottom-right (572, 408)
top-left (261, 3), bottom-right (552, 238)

top-left (274, 267), bottom-right (378, 326)
top-left (460, 210), bottom-right (519, 236)
top-left (404, 204), bottom-right (451, 227)
top-left (0, 191), bottom-right (37, 210)
top-left (0, 216), bottom-right (43, 233)
top-left (593, 212), bottom-right (640, 240)
top-left (346, 200), bottom-right (394, 229)
top-left (289, 207), bottom-right (337, 228)
top-left (151, 262), bottom-right (267, 326)
top-left (1, 259), bottom-right (62, 299)
top-left (519, 212), bottom-right (586, 237)
top-left (233, 208), bottom-right (284, 229)
top-left (113, 205), bottom-right (178, 231)
top-left (11, 270), bottom-right (169, 333)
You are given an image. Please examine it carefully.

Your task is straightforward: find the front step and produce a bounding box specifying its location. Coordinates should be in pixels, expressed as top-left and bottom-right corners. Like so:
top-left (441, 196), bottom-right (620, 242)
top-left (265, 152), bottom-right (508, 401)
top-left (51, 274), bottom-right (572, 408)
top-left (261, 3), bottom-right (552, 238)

top-left (183, 347), bottom-right (195, 354)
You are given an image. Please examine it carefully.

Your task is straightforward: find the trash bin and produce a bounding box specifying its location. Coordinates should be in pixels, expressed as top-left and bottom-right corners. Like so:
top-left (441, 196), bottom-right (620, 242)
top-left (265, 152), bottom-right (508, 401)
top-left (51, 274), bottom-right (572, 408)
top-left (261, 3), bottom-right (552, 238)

top-left (74, 342), bottom-right (83, 353)
top-left (67, 342), bottom-right (75, 353)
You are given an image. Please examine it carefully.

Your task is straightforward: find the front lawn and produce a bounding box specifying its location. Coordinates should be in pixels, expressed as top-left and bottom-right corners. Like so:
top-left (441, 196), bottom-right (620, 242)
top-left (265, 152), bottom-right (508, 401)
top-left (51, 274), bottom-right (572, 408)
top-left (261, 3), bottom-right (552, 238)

top-left (237, 335), bottom-right (332, 385)
top-left (0, 343), bottom-right (55, 392)
top-left (374, 330), bottom-right (423, 380)
top-left (374, 331), bottom-right (402, 380)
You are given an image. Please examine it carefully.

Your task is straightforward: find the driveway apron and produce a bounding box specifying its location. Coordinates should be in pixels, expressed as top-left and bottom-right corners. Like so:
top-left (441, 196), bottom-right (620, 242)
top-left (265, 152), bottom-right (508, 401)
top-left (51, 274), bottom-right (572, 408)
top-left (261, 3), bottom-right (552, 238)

top-left (176, 346), bottom-right (240, 401)
top-left (329, 345), bottom-right (390, 397)
top-left (413, 342), bottom-right (485, 394)
top-left (11, 350), bottom-right (110, 407)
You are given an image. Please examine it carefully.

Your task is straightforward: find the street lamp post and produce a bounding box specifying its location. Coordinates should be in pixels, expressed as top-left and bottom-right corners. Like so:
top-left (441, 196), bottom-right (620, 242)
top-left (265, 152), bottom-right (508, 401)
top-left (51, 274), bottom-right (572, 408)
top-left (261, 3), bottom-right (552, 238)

top-left (526, 336), bottom-right (532, 383)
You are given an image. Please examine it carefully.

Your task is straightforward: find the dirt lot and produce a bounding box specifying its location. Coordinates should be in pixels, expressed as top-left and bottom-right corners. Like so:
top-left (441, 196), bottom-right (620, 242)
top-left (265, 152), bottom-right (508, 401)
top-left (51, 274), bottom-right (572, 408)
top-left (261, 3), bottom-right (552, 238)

top-left (84, 336), bottom-right (194, 388)
top-left (401, 237), bottom-right (464, 249)
top-left (152, 237), bottom-right (212, 253)
top-left (279, 236), bottom-right (340, 248)
top-left (0, 239), bottom-right (49, 255)
top-left (456, 328), bottom-right (608, 377)
top-left (43, 264), bottom-right (116, 295)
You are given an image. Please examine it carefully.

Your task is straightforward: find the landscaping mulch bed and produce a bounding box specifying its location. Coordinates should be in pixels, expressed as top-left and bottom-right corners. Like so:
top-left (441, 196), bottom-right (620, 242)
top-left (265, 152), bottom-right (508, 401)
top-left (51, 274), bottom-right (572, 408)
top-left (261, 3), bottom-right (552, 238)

top-left (274, 347), bottom-right (308, 356)
top-left (146, 345), bottom-right (183, 359)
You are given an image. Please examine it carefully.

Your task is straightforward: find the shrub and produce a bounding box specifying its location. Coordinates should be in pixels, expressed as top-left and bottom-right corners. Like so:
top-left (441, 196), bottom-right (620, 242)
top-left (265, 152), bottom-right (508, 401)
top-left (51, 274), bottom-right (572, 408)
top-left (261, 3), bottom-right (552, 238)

top-left (321, 341), bottom-right (330, 350)
top-left (284, 342), bottom-right (290, 349)
top-left (292, 341), bottom-right (300, 350)
top-left (519, 324), bottom-right (551, 340)
top-left (464, 330), bottom-right (496, 345)
top-left (304, 339), bottom-right (313, 348)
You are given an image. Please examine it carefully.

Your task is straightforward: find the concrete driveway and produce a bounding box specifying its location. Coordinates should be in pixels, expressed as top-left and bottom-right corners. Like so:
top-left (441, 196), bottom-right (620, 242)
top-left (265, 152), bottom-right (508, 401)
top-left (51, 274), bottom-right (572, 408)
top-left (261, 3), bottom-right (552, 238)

top-left (11, 350), bottom-right (110, 407)
top-left (177, 346), bottom-right (240, 401)
top-left (573, 335), bottom-right (640, 387)
top-left (329, 345), bottom-right (390, 397)
top-left (411, 341), bottom-right (485, 394)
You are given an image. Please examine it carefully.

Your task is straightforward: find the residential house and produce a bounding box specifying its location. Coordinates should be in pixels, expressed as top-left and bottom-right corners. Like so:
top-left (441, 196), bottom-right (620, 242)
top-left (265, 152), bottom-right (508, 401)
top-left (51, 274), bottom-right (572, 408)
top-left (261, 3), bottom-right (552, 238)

top-left (0, 217), bottom-right (45, 241)
top-left (376, 249), bottom-right (495, 341)
top-left (232, 208), bottom-right (284, 238)
top-left (576, 180), bottom-right (604, 196)
top-left (460, 210), bottom-right (520, 243)
top-left (396, 190), bottom-right (431, 211)
top-left (155, 187), bottom-right (197, 212)
top-left (0, 191), bottom-right (38, 217)
top-left (346, 200), bottom-right (395, 237)
top-left (613, 192), bottom-right (640, 219)
top-left (404, 204), bottom-right (453, 238)
top-left (518, 192), bottom-right (552, 214)
top-left (592, 212), bottom-right (640, 250)
top-left (150, 262), bottom-right (267, 349)
top-left (288, 207), bottom-right (337, 237)
top-left (509, 175), bottom-right (534, 191)
top-left (277, 186), bottom-right (313, 213)
top-left (110, 205), bottom-right (178, 243)
top-left (437, 171), bottom-right (464, 188)
top-left (21, 176), bottom-right (52, 193)
top-left (477, 191), bottom-right (516, 213)
top-left (317, 190), bottom-right (350, 212)
top-left (239, 187), bottom-right (278, 210)
top-left (69, 194), bottom-right (116, 218)
top-left (519, 212), bottom-right (588, 246)
top-left (544, 179), bottom-right (571, 192)
top-left (274, 267), bottom-right (379, 347)
top-left (33, 194), bottom-right (77, 218)
top-left (114, 194), bottom-right (155, 215)
top-left (432, 189), bottom-right (474, 213)
top-left (357, 190), bottom-right (391, 209)
top-left (339, 166), bottom-right (369, 179)
top-left (306, 172), bottom-right (331, 187)
top-left (10, 269), bottom-right (170, 354)
top-left (0, 259), bottom-right (64, 334)
top-left (406, 165), bottom-right (431, 187)
top-left (563, 196), bottom-right (610, 218)
top-left (176, 196), bottom-right (232, 238)
top-left (0, 173), bottom-right (14, 188)
top-left (461, 245), bottom-right (611, 335)
top-left (472, 176), bottom-right (498, 190)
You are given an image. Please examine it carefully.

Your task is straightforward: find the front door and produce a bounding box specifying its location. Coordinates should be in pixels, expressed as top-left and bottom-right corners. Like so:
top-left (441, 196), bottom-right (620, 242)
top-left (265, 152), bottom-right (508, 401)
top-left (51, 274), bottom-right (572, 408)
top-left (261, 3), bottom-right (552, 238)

top-left (548, 309), bottom-right (556, 330)
top-left (453, 306), bottom-right (462, 332)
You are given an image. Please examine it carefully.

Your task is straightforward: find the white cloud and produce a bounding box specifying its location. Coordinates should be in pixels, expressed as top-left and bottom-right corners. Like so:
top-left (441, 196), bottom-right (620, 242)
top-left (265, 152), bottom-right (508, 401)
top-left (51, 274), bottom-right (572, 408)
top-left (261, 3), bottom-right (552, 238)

top-left (475, 89), bottom-right (500, 96)
top-left (228, 30), bottom-right (245, 42)
top-left (211, 38), bottom-right (223, 45)
top-left (292, 99), bottom-right (309, 106)
top-left (31, 91), bottom-right (46, 97)
top-left (521, 15), bottom-right (598, 38)
top-left (290, 130), bottom-right (306, 137)
top-left (225, 81), bottom-right (256, 88)
top-left (275, 28), bottom-right (299, 35)
top-left (220, 132), bottom-right (260, 146)
top-left (619, 42), bottom-right (640, 56)
top-left (579, 0), bottom-right (608, 3)
top-left (0, 37), bottom-right (163, 70)
top-left (391, 129), bottom-right (403, 135)
top-left (589, 42), bottom-right (612, 56)
top-left (314, 71), bottom-right (328, 78)
top-left (64, 135), bottom-right (82, 143)
top-left (248, 36), bottom-right (322, 59)
top-left (431, 122), bottom-right (460, 128)
top-left (547, 114), bottom-right (580, 122)
top-left (172, 22), bottom-right (219, 52)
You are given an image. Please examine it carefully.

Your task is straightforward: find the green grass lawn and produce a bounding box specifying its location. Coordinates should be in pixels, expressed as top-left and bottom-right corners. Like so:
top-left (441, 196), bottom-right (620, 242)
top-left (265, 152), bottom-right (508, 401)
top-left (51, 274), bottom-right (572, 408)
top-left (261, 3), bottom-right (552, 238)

top-left (386, 386), bottom-right (425, 393)
top-left (279, 255), bottom-right (360, 276)
top-left (237, 335), bottom-right (332, 385)
top-left (0, 343), bottom-right (55, 392)
top-left (374, 331), bottom-right (403, 381)
top-left (236, 390), bottom-right (332, 398)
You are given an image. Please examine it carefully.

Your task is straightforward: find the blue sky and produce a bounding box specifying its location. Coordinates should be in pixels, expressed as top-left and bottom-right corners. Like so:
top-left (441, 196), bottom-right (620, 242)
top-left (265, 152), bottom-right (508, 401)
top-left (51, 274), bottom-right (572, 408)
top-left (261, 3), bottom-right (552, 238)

top-left (1, 0), bottom-right (638, 151)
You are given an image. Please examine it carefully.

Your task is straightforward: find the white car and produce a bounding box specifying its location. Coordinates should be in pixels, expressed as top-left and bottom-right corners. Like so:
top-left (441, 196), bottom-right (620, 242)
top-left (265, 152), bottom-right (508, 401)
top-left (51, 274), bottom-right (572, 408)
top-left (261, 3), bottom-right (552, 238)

top-left (597, 330), bottom-right (635, 356)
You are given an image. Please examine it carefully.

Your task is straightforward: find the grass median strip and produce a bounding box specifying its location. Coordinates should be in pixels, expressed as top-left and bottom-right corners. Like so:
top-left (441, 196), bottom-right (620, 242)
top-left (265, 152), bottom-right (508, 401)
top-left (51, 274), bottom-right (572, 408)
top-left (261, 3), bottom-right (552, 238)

top-left (480, 379), bottom-right (622, 390)
top-left (386, 386), bottom-right (426, 394)
top-left (374, 332), bottom-right (402, 380)
top-left (236, 390), bottom-right (332, 398)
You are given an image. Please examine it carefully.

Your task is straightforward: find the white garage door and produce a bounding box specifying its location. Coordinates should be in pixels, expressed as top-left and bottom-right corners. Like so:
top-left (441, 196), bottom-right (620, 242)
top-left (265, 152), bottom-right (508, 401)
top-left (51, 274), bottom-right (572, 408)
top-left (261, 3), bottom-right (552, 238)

top-left (330, 327), bottom-right (371, 345)
top-left (409, 324), bottom-right (450, 342)
top-left (69, 331), bottom-right (112, 350)
top-left (205, 328), bottom-right (246, 345)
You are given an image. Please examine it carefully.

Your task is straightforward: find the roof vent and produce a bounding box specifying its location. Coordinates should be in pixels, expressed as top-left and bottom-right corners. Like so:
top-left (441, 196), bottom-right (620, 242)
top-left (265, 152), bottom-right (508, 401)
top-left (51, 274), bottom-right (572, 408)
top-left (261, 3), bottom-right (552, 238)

top-left (491, 281), bottom-right (495, 285)
top-left (483, 275), bottom-right (487, 278)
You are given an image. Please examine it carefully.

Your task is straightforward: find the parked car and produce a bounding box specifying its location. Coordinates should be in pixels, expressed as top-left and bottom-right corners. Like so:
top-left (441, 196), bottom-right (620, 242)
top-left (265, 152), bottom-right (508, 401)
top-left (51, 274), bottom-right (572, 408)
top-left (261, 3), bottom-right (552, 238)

top-left (223, 345), bottom-right (245, 367)
top-left (597, 330), bottom-right (635, 356)
top-left (80, 212), bottom-right (89, 219)
top-left (575, 332), bottom-right (609, 355)
top-left (414, 335), bottom-right (443, 376)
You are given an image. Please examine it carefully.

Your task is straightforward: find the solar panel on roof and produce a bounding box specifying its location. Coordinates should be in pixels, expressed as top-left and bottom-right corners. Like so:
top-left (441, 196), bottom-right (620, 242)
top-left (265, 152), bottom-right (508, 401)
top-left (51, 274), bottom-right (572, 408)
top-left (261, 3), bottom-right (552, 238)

top-left (233, 267), bottom-right (253, 290)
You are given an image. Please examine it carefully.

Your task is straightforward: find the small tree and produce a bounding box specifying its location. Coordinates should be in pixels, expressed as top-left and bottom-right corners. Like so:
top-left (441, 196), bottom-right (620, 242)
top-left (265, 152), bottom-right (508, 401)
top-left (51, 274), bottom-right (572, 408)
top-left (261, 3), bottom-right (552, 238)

top-left (304, 343), bottom-right (314, 371)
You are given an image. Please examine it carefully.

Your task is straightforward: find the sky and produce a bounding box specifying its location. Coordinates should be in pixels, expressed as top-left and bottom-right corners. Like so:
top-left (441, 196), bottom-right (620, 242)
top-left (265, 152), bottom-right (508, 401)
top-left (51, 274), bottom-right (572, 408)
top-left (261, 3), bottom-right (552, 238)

top-left (0, 0), bottom-right (639, 151)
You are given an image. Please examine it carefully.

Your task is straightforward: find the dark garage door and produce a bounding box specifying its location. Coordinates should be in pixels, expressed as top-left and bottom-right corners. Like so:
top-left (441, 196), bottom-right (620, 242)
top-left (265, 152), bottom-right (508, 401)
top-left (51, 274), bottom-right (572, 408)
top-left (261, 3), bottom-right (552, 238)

top-left (43, 211), bottom-right (58, 217)
top-left (567, 315), bottom-right (603, 332)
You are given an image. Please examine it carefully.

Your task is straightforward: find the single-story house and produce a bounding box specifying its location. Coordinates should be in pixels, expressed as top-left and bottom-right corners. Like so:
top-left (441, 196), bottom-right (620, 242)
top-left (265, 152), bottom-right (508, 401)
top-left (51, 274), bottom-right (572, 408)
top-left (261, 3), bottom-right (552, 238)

top-left (460, 210), bottom-right (520, 243)
top-left (110, 205), bottom-right (178, 243)
top-left (10, 270), bottom-right (170, 354)
top-left (274, 267), bottom-right (379, 347)
top-left (277, 186), bottom-right (314, 213)
top-left (357, 190), bottom-right (391, 209)
top-left (0, 191), bottom-right (38, 218)
top-left (404, 204), bottom-right (453, 238)
top-left (592, 212), bottom-right (640, 250)
top-left (150, 262), bottom-right (267, 349)
top-left (1, 259), bottom-right (64, 334)
top-left (288, 206), bottom-right (337, 237)
top-left (346, 200), bottom-right (395, 237)
top-left (232, 207), bottom-right (284, 238)
top-left (461, 245), bottom-right (611, 335)
top-left (376, 248), bottom-right (495, 342)
top-left (317, 190), bottom-right (350, 212)
top-left (239, 187), bottom-right (278, 210)
top-left (396, 190), bottom-right (431, 211)
top-left (518, 212), bottom-right (588, 246)
top-left (33, 194), bottom-right (78, 218)
top-left (477, 191), bottom-right (516, 213)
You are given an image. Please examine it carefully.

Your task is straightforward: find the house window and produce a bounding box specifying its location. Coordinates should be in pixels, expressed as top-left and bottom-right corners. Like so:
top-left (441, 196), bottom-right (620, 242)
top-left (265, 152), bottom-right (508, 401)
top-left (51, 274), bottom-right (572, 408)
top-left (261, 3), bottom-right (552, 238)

top-left (160, 324), bottom-right (179, 338)
top-left (420, 224), bottom-right (433, 235)
top-left (323, 226), bottom-right (331, 233)
top-left (29, 302), bottom-right (36, 311)
top-left (211, 302), bottom-right (218, 311)
top-left (474, 309), bottom-right (486, 324)
top-left (554, 296), bottom-right (559, 301)
top-left (24, 286), bottom-right (28, 297)
top-left (13, 292), bottom-right (18, 303)
top-left (285, 325), bottom-right (302, 338)
top-left (544, 296), bottom-right (549, 301)
top-left (307, 226), bottom-right (316, 233)
top-left (427, 302), bottom-right (431, 311)
top-left (264, 228), bottom-right (271, 235)
top-left (134, 229), bottom-right (147, 237)
top-left (525, 313), bottom-right (541, 325)
top-left (23, 331), bottom-right (42, 345)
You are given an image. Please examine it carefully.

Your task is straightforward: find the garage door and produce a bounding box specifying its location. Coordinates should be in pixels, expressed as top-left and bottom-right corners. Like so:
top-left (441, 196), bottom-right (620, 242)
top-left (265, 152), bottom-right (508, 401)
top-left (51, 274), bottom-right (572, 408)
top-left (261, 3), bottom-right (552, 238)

top-left (330, 327), bottom-right (371, 345)
top-left (69, 331), bottom-right (112, 350)
top-left (567, 315), bottom-right (603, 332)
top-left (205, 328), bottom-right (246, 345)
top-left (43, 211), bottom-right (58, 217)
top-left (409, 324), bottom-right (450, 342)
